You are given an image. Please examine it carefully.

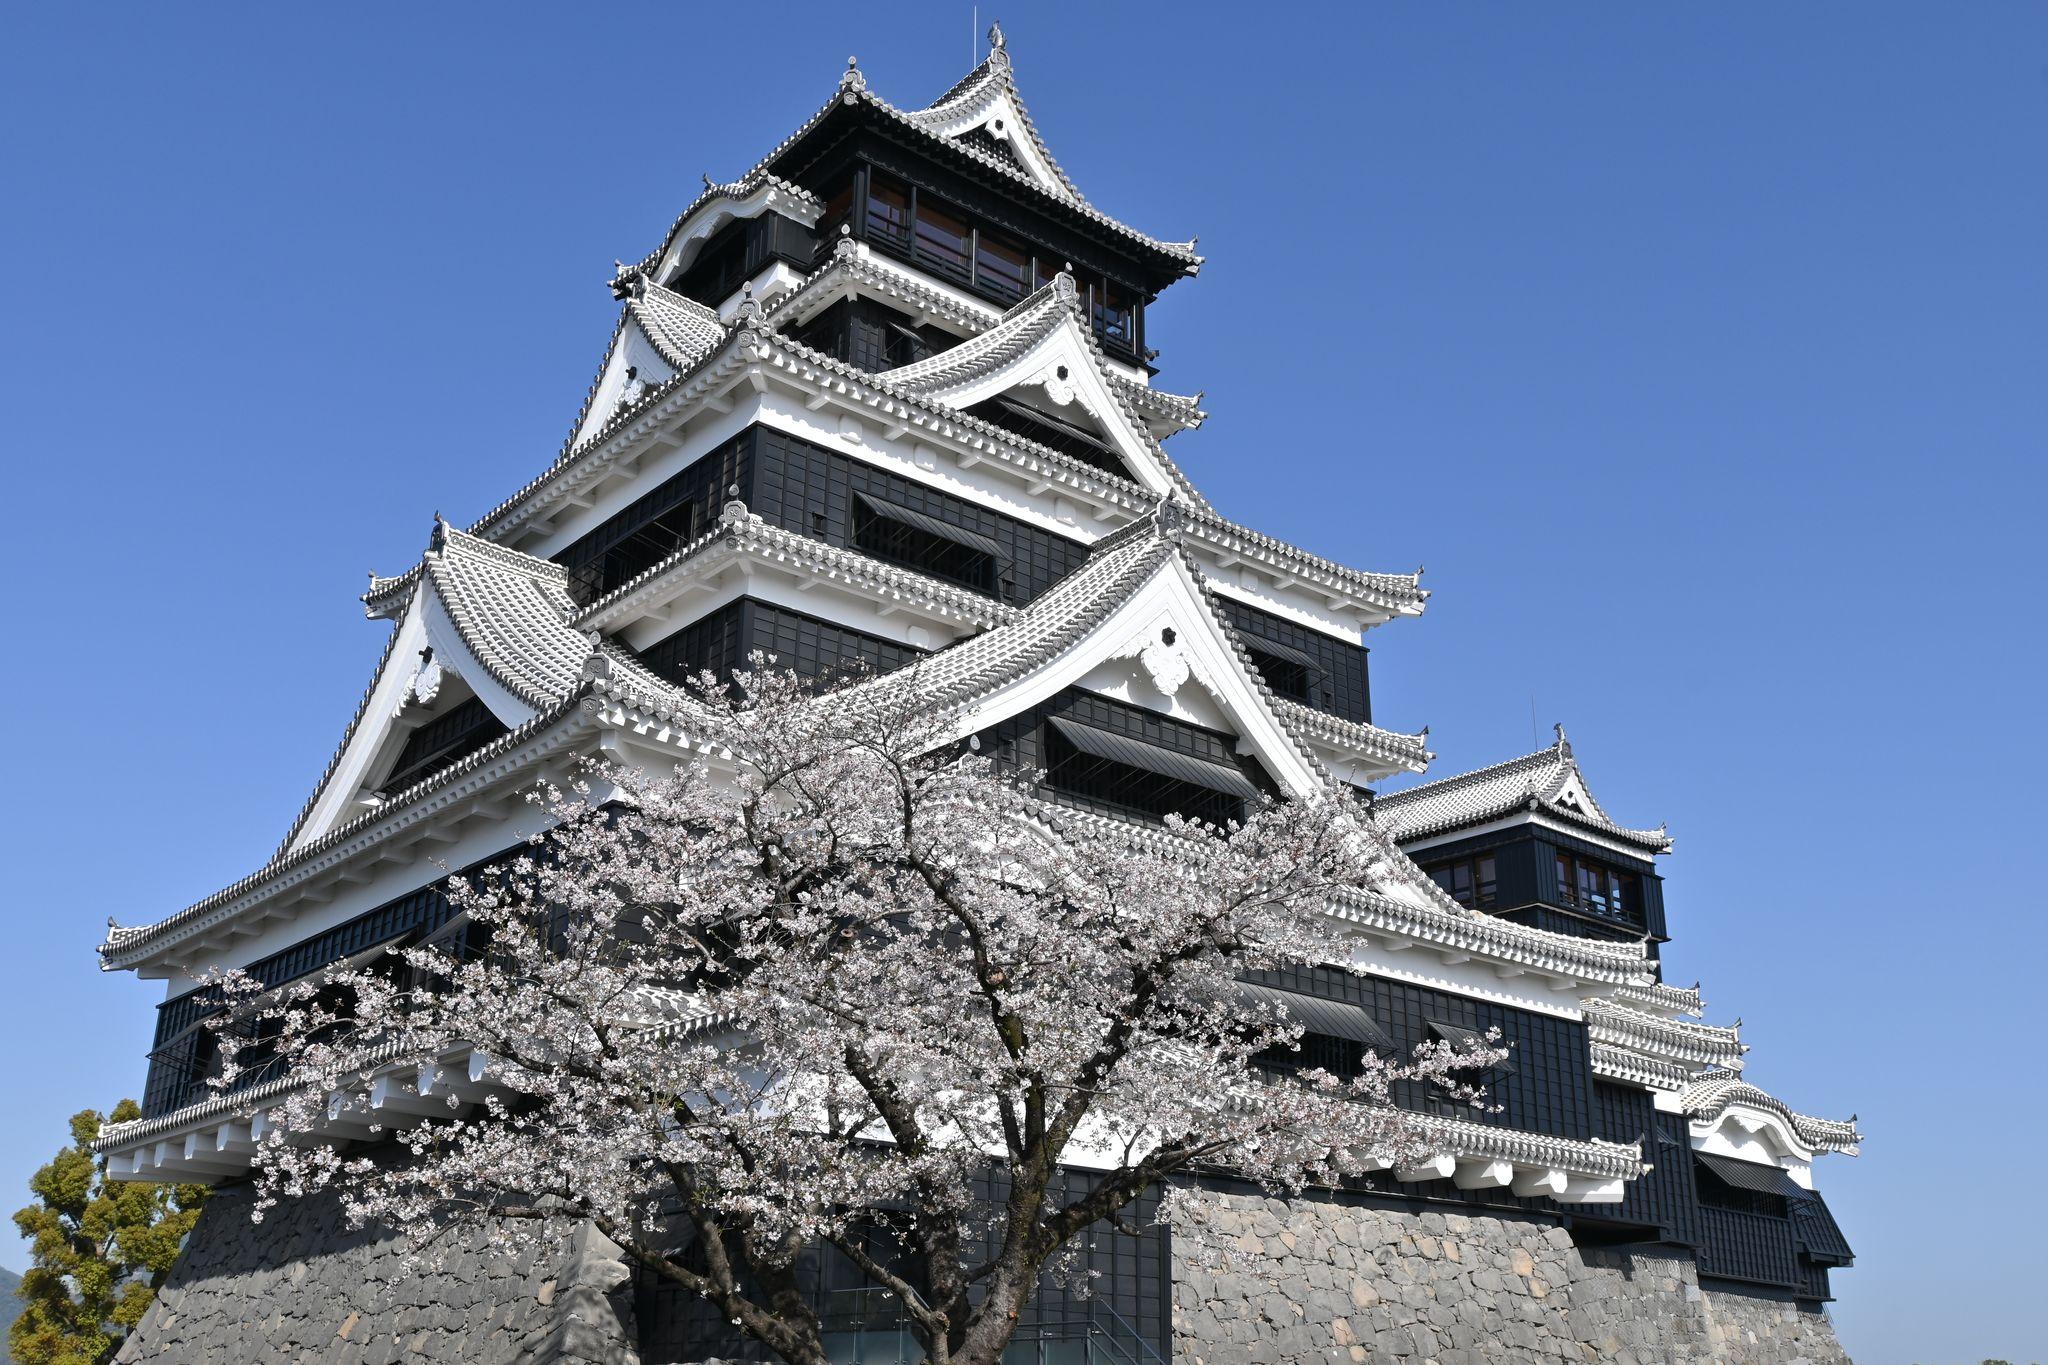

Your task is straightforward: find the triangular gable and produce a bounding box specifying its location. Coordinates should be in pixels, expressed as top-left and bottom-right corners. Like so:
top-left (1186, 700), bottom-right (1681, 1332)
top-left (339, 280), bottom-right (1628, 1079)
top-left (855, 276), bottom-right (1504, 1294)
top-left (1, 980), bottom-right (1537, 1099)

top-left (964, 540), bottom-right (1325, 798)
top-left (821, 506), bottom-right (1449, 918)
top-left (286, 573), bottom-right (539, 855)
top-left (897, 30), bottom-right (1080, 204)
top-left (1375, 725), bottom-right (1671, 854)
top-left (284, 524), bottom-right (643, 854)
top-left (876, 276), bottom-right (1205, 505)
top-left (1547, 770), bottom-right (1595, 819)
top-left (568, 283), bottom-right (726, 452)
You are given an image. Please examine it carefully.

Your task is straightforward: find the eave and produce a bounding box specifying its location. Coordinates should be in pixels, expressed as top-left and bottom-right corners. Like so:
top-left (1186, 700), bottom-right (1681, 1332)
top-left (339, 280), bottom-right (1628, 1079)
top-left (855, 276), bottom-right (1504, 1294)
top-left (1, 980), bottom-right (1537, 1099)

top-left (1272, 698), bottom-right (1431, 782)
top-left (101, 700), bottom-right (603, 975)
top-left (1583, 999), bottom-right (1745, 1069)
top-left (1683, 1074), bottom-right (1862, 1158)
top-left (760, 242), bottom-right (1205, 436)
top-left (471, 317), bottom-right (1420, 629)
top-left (571, 503), bottom-right (1018, 639)
top-left (639, 171), bottom-right (825, 283)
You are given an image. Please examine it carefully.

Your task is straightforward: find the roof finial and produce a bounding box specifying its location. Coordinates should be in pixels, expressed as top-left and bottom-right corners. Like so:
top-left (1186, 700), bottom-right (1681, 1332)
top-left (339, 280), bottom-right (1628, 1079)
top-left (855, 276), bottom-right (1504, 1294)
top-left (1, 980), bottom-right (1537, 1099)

top-left (429, 514), bottom-right (448, 553)
top-left (1553, 721), bottom-right (1570, 754)
top-left (701, 172), bottom-right (716, 191)
top-left (840, 55), bottom-right (866, 93)
top-left (610, 260), bottom-right (647, 300)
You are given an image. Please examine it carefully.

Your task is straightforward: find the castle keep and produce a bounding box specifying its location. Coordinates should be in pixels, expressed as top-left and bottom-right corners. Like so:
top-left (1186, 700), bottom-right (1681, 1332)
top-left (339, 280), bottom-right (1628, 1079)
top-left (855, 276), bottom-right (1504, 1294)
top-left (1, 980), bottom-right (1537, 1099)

top-left (98, 30), bottom-right (1858, 1363)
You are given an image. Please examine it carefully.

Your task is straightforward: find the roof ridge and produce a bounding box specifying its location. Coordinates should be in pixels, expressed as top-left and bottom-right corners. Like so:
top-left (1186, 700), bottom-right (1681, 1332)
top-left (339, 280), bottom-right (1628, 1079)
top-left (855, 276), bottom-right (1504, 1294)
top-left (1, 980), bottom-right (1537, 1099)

top-left (1377, 741), bottom-right (1564, 803)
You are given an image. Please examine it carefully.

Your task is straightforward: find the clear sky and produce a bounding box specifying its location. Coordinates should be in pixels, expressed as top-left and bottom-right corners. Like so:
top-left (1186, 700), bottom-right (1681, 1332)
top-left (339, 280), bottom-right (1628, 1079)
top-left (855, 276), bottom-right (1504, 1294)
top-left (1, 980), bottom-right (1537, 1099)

top-left (2, 5), bottom-right (2042, 1361)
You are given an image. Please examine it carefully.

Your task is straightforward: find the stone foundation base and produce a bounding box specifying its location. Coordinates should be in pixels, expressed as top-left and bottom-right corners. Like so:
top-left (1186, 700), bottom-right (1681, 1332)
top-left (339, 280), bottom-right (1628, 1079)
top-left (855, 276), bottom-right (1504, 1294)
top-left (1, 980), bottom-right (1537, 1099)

top-left (1172, 1193), bottom-right (1849, 1364)
top-left (118, 1184), bottom-right (1850, 1363)
top-left (115, 1184), bottom-right (639, 1364)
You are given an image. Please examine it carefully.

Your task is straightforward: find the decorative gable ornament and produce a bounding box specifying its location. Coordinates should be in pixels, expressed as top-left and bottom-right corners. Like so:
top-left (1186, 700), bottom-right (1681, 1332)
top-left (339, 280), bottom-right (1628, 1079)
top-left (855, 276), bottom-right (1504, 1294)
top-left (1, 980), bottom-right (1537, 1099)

top-left (1038, 362), bottom-right (1079, 410)
top-left (397, 647), bottom-right (443, 715)
top-left (1139, 627), bottom-right (1191, 698)
top-left (1107, 617), bottom-right (1199, 700)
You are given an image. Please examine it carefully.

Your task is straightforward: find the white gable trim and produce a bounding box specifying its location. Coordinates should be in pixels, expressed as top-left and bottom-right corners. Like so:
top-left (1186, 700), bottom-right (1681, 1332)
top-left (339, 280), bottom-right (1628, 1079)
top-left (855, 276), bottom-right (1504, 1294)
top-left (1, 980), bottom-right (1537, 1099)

top-left (906, 313), bottom-right (1178, 498)
top-left (570, 319), bottom-right (680, 451)
top-left (1692, 1108), bottom-right (1818, 1181)
top-left (919, 86), bottom-right (1070, 201)
top-left (954, 554), bottom-right (1323, 798)
top-left (289, 608), bottom-right (431, 855)
top-left (287, 582), bottom-right (543, 856)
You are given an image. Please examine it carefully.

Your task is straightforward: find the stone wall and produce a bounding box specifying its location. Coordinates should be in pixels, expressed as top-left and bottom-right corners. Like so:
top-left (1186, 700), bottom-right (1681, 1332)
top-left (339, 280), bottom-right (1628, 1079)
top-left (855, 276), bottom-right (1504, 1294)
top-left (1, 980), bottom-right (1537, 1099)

top-left (116, 1183), bottom-right (639, 1364)
top-left (121, 1182), bottom-right (1851, 1363)
top-left (1172, 1192), bottom-right (1849, 1365)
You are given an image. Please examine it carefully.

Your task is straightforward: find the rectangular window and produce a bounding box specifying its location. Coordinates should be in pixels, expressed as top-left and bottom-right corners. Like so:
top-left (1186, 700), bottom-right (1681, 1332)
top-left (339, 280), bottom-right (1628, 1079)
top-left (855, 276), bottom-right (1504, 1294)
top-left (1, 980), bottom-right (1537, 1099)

top-left (1555, 851), bottom-right (1642, 926)
top-left (974, 231), bottom-right (1029, 303)
top-left (1092, 280), bottom-right (1136, 348)
top-left (852, 492), bottom-right (1002, 595)
top-left (866, 175), bottom-right (910, 247)
top-left (913, 200), bottom-right (971, 281)
top-left (1042, 719), bottom-right (1252, 828)
top-left (1426, 854), bottom-right (1498, 909)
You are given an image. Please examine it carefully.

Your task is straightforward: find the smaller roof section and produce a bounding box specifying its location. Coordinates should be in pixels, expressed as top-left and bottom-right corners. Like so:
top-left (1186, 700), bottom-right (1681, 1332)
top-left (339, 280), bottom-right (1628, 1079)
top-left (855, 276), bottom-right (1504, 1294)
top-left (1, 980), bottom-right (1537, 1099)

top-left (1374, 725), bottom-right (1672, 855)
top-left (896, 22), bottom-right (1083, 205)
top-left (1683, 1071), bottom-right (1862, 1157)
top-left (875, 271), bottom-right (1207, 505)
top-left (564, 277), bottom-right (729, 454)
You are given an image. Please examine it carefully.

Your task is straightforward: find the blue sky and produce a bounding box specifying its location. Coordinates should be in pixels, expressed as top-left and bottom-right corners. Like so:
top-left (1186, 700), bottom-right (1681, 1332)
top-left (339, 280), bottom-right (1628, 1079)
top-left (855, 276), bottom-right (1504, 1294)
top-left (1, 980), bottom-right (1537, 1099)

top-left (2, 5), bottom-right (2042, 1361)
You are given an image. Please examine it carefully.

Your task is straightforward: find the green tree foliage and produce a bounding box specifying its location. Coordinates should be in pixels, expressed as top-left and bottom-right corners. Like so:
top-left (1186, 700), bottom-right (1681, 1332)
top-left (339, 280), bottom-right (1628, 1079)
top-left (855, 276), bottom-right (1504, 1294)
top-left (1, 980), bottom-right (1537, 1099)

top-left (10, 1101), bottom-right (208, 1365)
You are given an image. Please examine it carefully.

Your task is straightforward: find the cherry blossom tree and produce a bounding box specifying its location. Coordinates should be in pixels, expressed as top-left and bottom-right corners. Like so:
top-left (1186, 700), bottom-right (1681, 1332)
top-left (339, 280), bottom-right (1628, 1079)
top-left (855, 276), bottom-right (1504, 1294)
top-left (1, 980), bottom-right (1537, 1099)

top-left (213, 664), bottom-right (1500, 1365)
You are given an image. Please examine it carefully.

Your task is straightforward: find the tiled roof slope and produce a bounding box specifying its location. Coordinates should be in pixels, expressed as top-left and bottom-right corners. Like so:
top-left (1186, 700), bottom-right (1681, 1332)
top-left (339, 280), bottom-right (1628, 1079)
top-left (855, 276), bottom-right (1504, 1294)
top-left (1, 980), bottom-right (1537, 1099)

top-left (876, 271), bottom-right (1212, 510)
top-left (628, 283), bottom-right (725, 369)
top-left (1682, 1072), bottom-right (1862, 1156)
top-left (681, 45), bottom-right (1198, 276)
top-left (1374, 727), bottom-right (1672, 853)
top-left (409, 524), bottom-right (675, 710)
top-left (901, 27), bottom-right (1085, 203)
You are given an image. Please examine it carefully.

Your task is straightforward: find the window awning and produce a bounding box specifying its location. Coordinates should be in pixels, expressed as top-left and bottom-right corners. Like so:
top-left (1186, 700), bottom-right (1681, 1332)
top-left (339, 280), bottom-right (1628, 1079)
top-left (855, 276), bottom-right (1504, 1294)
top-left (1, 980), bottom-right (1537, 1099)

top-left (1234, 631), bottom-right (1325, 674)
top-left (1046, 716), bottom-right (1263, 800)
top-left (1695, 1150), bottom-right (1805, 1200)
top-left (1788, 1190), bottom-right (1854, 1264)
top-left (854, 493), bottom-right (1004, 560)
top-left (1238, 983), bottom-right (1398, 1052)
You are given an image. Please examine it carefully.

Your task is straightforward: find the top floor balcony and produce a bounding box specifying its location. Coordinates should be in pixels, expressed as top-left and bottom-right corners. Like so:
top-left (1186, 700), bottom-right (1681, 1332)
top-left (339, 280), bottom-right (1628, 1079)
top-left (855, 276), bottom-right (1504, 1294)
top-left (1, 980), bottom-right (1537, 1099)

top-left (819, 166), bottom-right (1148, 368)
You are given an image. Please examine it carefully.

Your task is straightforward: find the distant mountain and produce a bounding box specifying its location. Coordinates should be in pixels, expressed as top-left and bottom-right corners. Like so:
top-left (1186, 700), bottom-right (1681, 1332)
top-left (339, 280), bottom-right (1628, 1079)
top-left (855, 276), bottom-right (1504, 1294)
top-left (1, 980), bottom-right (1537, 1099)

top-left (0, 1264), bottom-right (22, 1346)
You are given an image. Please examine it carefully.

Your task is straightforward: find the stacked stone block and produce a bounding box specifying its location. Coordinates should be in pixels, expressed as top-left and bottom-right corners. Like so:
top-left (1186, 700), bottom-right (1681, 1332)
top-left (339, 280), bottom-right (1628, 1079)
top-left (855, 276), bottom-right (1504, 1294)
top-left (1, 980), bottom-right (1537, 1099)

top-left (1171, 1192), bottom-right (1849, 1365)
top-left (115, 1184), bottom-right (639, 1364)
